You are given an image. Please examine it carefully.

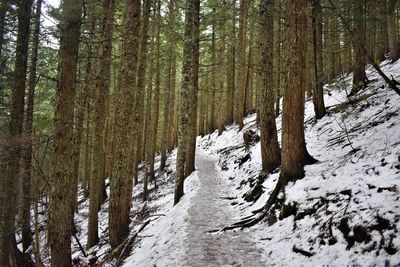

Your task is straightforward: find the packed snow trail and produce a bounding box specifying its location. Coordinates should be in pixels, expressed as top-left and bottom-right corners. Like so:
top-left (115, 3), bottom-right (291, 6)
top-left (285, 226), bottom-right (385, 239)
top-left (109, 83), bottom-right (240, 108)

top-left (183, 149), bottom-right (266, 267)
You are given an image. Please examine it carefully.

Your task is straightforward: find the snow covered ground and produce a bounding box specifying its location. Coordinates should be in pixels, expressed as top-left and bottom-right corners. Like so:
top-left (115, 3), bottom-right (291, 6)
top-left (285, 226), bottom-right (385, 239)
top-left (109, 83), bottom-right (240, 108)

top-left (60, 60), bottom-right (400, 266)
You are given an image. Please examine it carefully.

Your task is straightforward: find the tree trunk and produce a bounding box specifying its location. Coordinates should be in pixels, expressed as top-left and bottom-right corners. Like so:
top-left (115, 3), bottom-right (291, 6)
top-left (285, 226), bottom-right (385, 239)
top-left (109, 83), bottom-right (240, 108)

top-left (259, 0), bottom-right (281, 174)
top-left (0, 0), bottom-right (32, 265)
top-left (20, 0), bottom-right (42, 253)
top-left (236, 0), bottom-right (248, 130)
top-left (351, 0), bottom-right (366, 95)
top-left (175, 0), bottom-right (200, 205)
top-left (184, 0), bottom-right (200, 178)
top-left (48, 0), bottom-right (82, 265)
top-left (311, 0), bottom-right (326, 119)
top-left (387, 0), bottom-right (399, 61)
top-left (87, 0), bottom-right (115, 249)
top-left (109, 0), bottom-right (141, 249)
top-left (160, 0), bottom-right (176, 170)
top-left (279, 0), bottom-right (316, 186)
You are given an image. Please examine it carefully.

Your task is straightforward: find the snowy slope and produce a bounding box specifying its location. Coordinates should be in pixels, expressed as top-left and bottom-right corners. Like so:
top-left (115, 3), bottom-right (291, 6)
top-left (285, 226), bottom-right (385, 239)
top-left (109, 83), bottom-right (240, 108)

top-left (65, 60), bottom-right (400, 267)
top-left (199, 60), bottom-right (400, 266)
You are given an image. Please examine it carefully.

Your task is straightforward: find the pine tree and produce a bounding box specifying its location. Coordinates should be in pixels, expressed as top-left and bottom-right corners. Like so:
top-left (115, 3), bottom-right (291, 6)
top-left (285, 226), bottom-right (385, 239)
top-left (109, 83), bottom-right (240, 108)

top-left (279, 0), bottom-right (316, 186)
top-left (0, 0), bottom-right (32, 265)
top-left (109, 0), bottom-right (141, 249)
top-left (175, 0), bottom-right (200, 205)
top-left (87, 0), bottom-right (115, 249)
top-left (259, 0), bottom-right (281, 174)
top-left (48, 0), bottom-right (82, 264)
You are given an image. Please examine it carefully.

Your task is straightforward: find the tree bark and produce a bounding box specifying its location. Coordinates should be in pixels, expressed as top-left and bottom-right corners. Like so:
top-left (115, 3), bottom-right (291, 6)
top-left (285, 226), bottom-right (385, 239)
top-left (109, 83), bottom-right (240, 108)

top-left (351, 0), bottom-right (366, 95)
top-left (387, 0), bottom-right (399, 61)
top-left (87, 0), bottom-right (115, 249)
top-left (175, 0), bottom-right (200, 205)
top-left (279, 0), bottom-right (316, 186)
top-left (259, 0), bottom-right (281, 174)
top-left (48, 0), bottom-right (82, 265)
top-left (184, 0), bottom-right (200, 178)
top-left (311, 0), bottom-right (326, 119)
top-left (20, 0), bottom-right (42, 253)
top-left (109, 0), bottom-right (141, 249)
top-left (0, 0), bottom-right (32, 265)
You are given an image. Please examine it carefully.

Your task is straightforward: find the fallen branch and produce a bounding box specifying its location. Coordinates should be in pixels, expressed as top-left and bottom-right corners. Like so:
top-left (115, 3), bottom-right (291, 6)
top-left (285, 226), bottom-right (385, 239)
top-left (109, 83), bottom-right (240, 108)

top-left (96, 219), bottom-right (152, 267)
top-left (292, 245), bottom-right (314, 257)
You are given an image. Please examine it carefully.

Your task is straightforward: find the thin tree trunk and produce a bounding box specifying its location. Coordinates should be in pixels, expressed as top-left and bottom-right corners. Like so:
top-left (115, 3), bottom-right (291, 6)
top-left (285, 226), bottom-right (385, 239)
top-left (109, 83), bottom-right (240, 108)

top-left (351, 0), bottom-right (366, 95)
top-left (20, 0), bottom-right (41, 252)
top-left (311, 0), bottom-right (326, 119)
top-left (87, 0), bottom-right (115, 249)
top-left (387, 0), bottom-right (399, 61)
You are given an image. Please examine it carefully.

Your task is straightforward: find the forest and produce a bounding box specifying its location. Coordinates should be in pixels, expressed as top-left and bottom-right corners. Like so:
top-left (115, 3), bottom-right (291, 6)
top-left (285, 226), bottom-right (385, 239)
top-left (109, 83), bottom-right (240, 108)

top-left (0, 0), bottom-right (400, 266)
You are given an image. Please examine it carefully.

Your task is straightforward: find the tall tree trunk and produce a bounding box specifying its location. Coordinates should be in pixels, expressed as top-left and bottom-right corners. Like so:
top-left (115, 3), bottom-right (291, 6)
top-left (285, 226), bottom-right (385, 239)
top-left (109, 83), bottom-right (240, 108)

top-left (218, 13), bottom-right (226, 134)
top-left (109, 0), bottom-right (141, 249)
top-left (210, 14), bottom-right (217, 131)
top-left (175, 0), bottom-right (200, 205)
top-left (387, 0), bottom-right (399, 61)
top-left (226, 2), bottom-right (236, 125)
top-left (20, 0), bottom-right (42, 253)
top-left (279, 0), bottom-right (316, 186)
top-left (259, 0), bottom-right (281, 174)
top-left (133, 0), bottom-right (151, 186)
top-left (48, 0), bottom-right (82, 265)
top-left (0, 0), bottom-right (32, 265)
top-left (236, 0), bottom-right (248, 130)
top-left (184, 0), bottom-right (200, 178)
top-left (147, 0), bottom-right (161, 184)
top-left (0, 0), bottom-right (9, 106)
top-left (87, 0), bottom-right (115, 249)
top-left (311, 0), bottom-right (326, 119)
top-left (351, 0), bottom-right (366, 95)
top-left (160, 0), bottom-right (176, 170)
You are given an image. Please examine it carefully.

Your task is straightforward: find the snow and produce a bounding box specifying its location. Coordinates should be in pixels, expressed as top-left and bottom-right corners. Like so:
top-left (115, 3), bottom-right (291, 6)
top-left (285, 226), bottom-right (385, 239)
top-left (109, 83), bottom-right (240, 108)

top-left (34, 60), bottom-right (400, 266)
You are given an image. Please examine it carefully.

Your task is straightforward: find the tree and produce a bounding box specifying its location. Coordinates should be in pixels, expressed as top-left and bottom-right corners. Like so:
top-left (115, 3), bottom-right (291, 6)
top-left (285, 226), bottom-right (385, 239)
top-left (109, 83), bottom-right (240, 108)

top-left (279, 0), bottom-right (316, 185)
top-left (48, 0), bottom-right (82, 265)
top-left (175, 0), bottom-right (200, 205)
top-left (20, 0), bottom-right (42, 253)
top-left (311, 0), bottom-right (326, 119)
top-left (109, 0), bottom-right (141, 249)
top-left (387, 0), bottom-right (399, 61)
top-left (259, 0), bottom-right (281, 174)
top-left (87, 0), bottom-right (115, 249)
top-left (0, 0), bottom-right (32, 265)
top-left (160, 0), bottom-right (176, 170)
top-left (351, 0), bottom-right (366, 95)
top-left (184, 0), bottom-right (200, 178)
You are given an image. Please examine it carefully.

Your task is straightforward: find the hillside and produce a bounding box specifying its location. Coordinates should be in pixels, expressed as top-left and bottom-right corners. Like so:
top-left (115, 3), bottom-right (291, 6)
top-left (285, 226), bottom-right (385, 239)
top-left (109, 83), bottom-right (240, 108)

top-left (74, 60), bottom-right (400, 266)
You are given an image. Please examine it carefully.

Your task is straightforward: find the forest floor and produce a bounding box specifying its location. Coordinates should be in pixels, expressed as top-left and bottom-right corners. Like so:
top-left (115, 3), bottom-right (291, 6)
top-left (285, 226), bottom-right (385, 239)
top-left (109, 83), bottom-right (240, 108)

top-left (41, 60), bottom-right (400, 266)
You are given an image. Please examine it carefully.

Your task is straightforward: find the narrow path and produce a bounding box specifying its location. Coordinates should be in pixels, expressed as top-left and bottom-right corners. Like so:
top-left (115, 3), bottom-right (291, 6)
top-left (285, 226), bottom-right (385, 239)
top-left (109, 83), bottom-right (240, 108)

top-left (183, 149), bottom-right (265, 267)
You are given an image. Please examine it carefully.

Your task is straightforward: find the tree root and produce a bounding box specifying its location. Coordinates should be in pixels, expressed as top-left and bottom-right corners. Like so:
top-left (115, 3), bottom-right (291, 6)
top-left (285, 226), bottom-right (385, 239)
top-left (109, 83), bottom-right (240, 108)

top-left (222, 181), bottom-right (283, 231)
